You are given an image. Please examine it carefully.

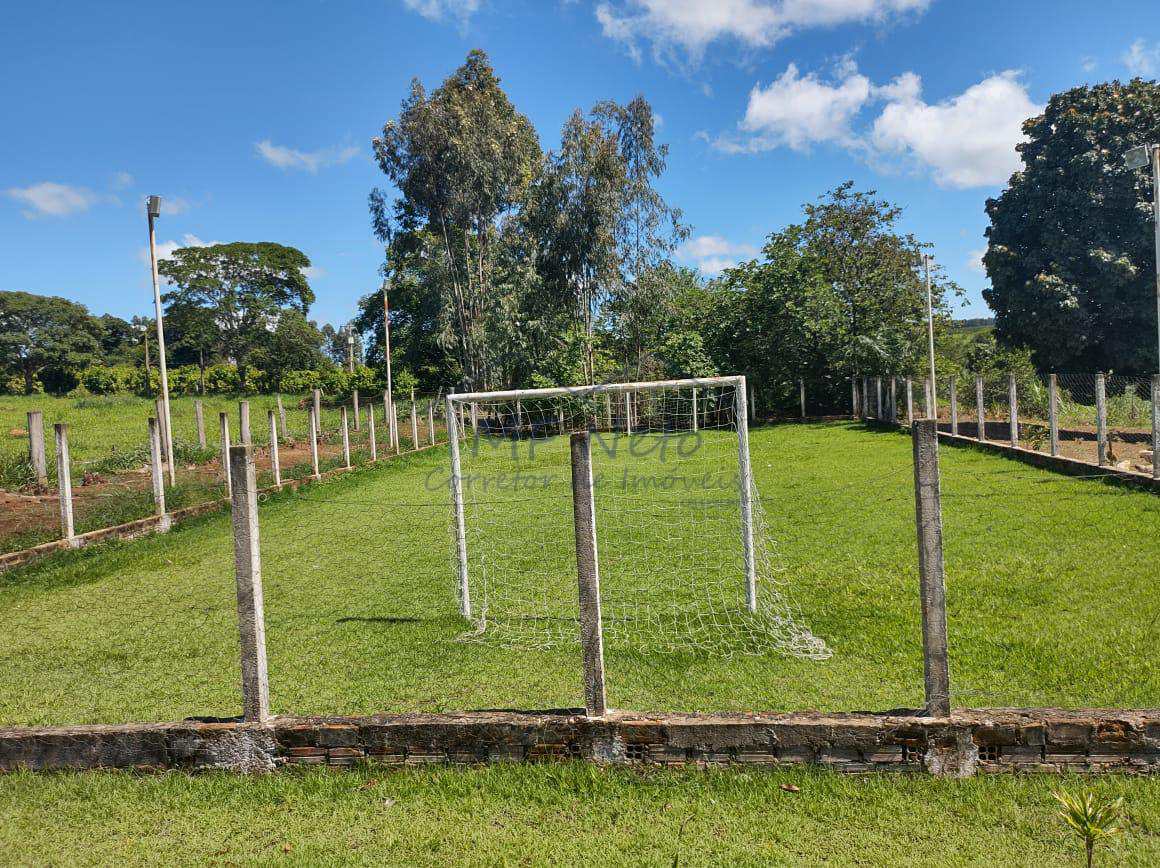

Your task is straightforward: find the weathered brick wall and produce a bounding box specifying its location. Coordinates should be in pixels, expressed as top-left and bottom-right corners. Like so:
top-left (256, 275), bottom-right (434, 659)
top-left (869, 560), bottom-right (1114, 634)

top-left (2, 709), bottom-right (1157, 777)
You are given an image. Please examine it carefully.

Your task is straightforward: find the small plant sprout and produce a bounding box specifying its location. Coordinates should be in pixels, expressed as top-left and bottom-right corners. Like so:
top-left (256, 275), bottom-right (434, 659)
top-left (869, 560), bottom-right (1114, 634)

top-left (1053, 788), bottom-right (1123, 868)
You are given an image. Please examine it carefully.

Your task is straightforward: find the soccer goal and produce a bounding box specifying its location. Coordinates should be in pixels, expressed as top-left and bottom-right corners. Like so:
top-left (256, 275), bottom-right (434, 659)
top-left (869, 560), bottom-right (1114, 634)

top-left (444, 376), bottom-right (829, 659)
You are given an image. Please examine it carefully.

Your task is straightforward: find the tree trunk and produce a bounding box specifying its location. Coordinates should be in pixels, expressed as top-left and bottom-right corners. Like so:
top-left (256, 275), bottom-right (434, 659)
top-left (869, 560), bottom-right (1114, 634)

top-left (23, 363), bottom-right (35, 395)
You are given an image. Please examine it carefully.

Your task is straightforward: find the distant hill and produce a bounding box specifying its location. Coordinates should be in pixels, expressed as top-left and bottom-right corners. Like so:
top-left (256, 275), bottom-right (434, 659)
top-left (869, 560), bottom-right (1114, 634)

top-left (953, 317), bottom-right (994, 330)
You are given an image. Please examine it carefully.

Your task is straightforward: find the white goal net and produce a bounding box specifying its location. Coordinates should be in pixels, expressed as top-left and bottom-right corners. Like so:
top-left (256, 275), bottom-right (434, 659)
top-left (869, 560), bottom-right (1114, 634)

top-left (445, 377), bottom-right (830, 659)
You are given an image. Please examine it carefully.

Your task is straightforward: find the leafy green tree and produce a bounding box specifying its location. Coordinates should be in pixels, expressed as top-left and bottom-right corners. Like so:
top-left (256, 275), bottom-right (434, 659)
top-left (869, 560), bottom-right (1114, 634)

top-left (95, 314), bottom-right (137, 365)
top-left (711, 184), bottom-right (957, 411)
top-left (984, 79), bottom-right (1160, 374)
top-left (0, 291), bottom-right (102, 394)
top-left (370, 49), bottom-right (542, 390)
top-left (253, 311), bottom-right (328, 388)
top-left (158, 242), bottom-right (314, 390)
top-left (164, 302), bottom-right (219, 392)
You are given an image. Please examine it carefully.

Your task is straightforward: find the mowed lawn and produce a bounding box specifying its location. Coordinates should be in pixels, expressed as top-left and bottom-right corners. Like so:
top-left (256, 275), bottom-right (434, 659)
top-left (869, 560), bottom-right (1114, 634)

top-left (0, 421), bottom-right (1157, 726)
top-left (2, 765), bottom-right (1159, 866)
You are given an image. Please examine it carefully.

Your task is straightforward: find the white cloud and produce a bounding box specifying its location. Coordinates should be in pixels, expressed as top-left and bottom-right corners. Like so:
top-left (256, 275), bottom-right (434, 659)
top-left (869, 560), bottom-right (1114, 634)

top-left (679, 234), bottom-right (758, 275)
top-left (1081, 56), bottom-right (1097, 74)
top-left (718, 62), bottom-right (872, 152)
top-left (402, 0), bottom-right (480, 23)
top-left (870, 70), bottom-right (1039, 188)
top-left (112, 171), bottom-right (135, 190)
top-left (5, 182), bottom-right (98, 218)
top-left (1123, 39), bottom-right (1160, 76)
top-left (255, 140), bottom-right (360, 173)
top-left (159, 196), bottom-right (191, 215)
top-left (967, 248), bottom-right (987, 274)
top-left (713, 62), bottom-right (1039, 190)
top-left (596, 0), bottom-right (929, 65)
top-left (140, 233), bottom-right (217, 269)
top-left (302, 265), bottom-right (326, 282)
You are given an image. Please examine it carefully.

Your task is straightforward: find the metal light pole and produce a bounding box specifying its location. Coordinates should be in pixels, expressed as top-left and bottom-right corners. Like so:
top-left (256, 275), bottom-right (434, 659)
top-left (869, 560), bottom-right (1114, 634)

top-left (924, 254), bottom-right (937, 419)
top-left (346, 326), bottom-right (355, 373)
top-left (382, 279), bottom-right (395, 446)
top-left (146, 195), bottom-right (176, 485)
top-left (1127, 144), bottom-right (1160, 369)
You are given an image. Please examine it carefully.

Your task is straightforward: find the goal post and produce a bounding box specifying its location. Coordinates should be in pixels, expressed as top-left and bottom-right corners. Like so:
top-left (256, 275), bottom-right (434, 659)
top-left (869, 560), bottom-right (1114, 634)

top-left (444, 376), bottom-right (828, 658)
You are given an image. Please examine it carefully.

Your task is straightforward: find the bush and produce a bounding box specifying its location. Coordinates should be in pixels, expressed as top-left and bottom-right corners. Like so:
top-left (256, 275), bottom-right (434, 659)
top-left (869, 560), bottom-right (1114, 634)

top-left (204, 365), bottom-right (240, 395)
top-left (279, 369), bottom-right (323, 394)
top-left (79, 366), bottom-right (134, 396)
top-left (38, 366), bottom-right (79, 396)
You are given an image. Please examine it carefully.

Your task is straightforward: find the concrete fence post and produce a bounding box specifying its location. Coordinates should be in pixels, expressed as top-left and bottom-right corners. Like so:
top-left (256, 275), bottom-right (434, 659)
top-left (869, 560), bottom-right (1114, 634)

top-left (239, 401), bottom-right (251, 446)
top-left (949, 377), bottom-right (958, 436)
top-left (227, 445), bottom-right (271, 723)
top-left (975, 375), bottom-right (986, 443)
top-left (692, 387), bottom-right (699, 433)
top-left (195, 400), bottom-right (207, 449)
top-left (428, 400), bottom-right (435, 447)
top-left (267, 410), bottom-right (281, 487)
top-left (27, 410), bottom-right (47, 489)
top-left (799, 378), bottom-right (806, 419)
top-left (341, 407), bottom-right (351, 469)
top-left (875, 377), bottom-right (882, 421)
top-left (154, 399), bottom-right (171, 472)
top-left (1049, 374), bottom-right (1060, 457)
top-left (353, 390), bottom-right (360, 431)
top-left (148, 418), bottom-right (170, 531)
top-left (276, 394), bottom-right (288, 441)
top-left (889, 377), bottom-right (898, 426)
top-left (471, 401), bottom-right (479, 436)
top-left (911, 419), bottom-right (951, 718)
top-left (308, 406), bottom-right (321, 479)
top-left (851, 378), bottom-right (859, 418)
top-left (569, 431), bottom-right (607, 719)
top-left (1096, 372), bottom-right (1108, 467)
top-left (410, 391), bottom-right (419, 448)
top-left (54, 423), bottom-right (76, 545)
top-left (368, 403), bottom-right (377, 462)
top-left (924, 378), bottom-right (934, 420)
top-left (624, 391), bottom-right (633, 435)
top-left (1008, 375), bottom-right (1018, 447)
top-left (905, 378), bottom-right (914, 426)
top-left (862, 377), bottom-right (870, 419)
top-left (749, 384), bottom-right (756, 422)
top-left (219, 413), bottom-right (232, 498)
top-left (1152, 374), bottom-right (1160, 480)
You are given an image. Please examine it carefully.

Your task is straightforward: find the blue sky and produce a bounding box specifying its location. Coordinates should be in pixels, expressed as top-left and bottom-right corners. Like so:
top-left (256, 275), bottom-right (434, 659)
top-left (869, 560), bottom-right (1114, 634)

top-left (3, 0), bottom-right (1159, 328)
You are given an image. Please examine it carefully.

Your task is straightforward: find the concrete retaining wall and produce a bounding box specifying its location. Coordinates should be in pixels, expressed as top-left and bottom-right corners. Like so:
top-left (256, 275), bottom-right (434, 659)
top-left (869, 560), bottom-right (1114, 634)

top-left (2, 709), bottom-right (1157, 777)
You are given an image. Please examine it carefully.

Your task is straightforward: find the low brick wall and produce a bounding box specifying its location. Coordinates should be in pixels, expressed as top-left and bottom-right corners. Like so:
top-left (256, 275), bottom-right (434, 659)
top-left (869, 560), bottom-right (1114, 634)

top-left (2, 709), bottom-right (1157, 777)
top-left (935, 432), bottom-right (1160, 492)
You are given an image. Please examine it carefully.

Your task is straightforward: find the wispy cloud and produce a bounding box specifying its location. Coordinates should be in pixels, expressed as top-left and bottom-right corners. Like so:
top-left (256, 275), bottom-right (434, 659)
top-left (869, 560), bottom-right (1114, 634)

top-left (401, 0), bottom-right (480, 25)
top-left (5, 182), bottom-right (98, 218)
top-left (1123, 39), bottom-right (1160, 76)
top-left (679, 234), bottom-right (758, 275)
top-left (596, 0), bottom-right (930, 67)
top-left (255, 140), bottom-right (360, 173)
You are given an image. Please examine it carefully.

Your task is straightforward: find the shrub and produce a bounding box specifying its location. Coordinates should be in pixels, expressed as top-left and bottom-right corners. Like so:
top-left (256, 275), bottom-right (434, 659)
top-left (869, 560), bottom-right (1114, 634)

top-left (279, 369), bottom-right (323, 394)
top-left (204, 365), bottom-right (240, 395)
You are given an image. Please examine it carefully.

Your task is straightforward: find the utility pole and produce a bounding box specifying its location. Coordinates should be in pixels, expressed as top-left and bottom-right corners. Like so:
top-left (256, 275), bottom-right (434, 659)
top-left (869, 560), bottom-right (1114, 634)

top-left (382, 278), bottom-right (395, 446)
top-left (146, 196), bottom-right (175, 485)
top-left (346, 325), bottom-right (355, 373)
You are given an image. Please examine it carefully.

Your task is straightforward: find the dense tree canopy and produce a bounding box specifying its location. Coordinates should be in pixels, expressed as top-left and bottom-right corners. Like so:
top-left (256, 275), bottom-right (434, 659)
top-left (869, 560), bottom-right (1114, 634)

top-left (158, 242), bottom-right (315, 389)
top-left (0, 291), bottom-right (103, 394)
top-left (984, 79), bottom-right (1160, 375)
top-left (710, 184), bottom-right (958, 411)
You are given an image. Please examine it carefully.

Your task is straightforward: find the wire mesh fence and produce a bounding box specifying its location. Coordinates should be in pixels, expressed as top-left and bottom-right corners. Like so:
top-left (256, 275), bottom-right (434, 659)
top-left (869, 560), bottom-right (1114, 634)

top-left (0, 391), bottom-right (448, 556)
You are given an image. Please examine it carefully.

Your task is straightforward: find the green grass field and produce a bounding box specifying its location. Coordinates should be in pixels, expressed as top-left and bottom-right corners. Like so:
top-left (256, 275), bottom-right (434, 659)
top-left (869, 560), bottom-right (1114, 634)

top-left (1, 765), bottom-right (1158, 866)
top-left (1, 421), bottom-right (1156, 726)
top-left (3, 421), bottom-right (1159, 866)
